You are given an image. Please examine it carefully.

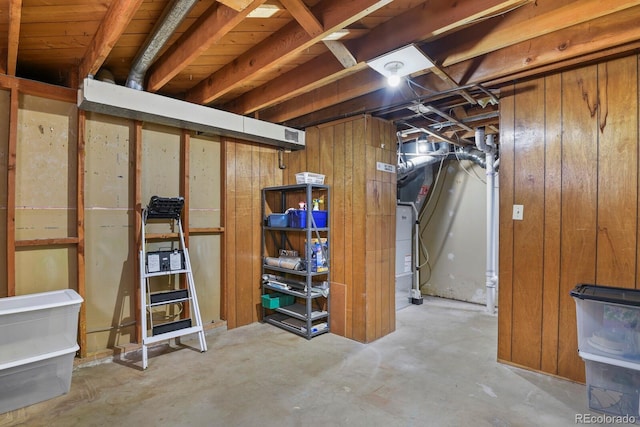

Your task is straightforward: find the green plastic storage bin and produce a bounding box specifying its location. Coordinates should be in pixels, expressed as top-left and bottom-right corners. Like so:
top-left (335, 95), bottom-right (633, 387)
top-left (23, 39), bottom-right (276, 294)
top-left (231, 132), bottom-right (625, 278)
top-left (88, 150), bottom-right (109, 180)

top-left (261, 293), bottom-right (295, 309)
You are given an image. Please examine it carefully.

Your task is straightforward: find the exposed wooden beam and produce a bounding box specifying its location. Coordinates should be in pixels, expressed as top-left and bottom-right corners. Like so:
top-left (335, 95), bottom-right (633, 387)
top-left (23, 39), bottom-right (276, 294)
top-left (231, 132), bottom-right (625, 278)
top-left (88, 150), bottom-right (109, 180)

top-left (436, 0), bottom-right (640, 67)
top-left (78, 0), bottom-right (144, 81)
top-left (441, 5), bottom-right (640, 85)
top-left (350, 0), bottom-right (533, 63)
top-left (280, 0), bottom-right (323, 37)
top-left (224, 53), bottom-right (363, 114)
top-left (229, 0), bottom-right (527, 115)
top-left (185, 0), bottom-right (393, 105)
top-left (147, 0), bottom-right (267, 92)
top-left (7, 0), bottom-right (22, 75)
top-left (216, 0), bottom-right (255, 11)
top-left (263, 3), bottom-right (640, 126)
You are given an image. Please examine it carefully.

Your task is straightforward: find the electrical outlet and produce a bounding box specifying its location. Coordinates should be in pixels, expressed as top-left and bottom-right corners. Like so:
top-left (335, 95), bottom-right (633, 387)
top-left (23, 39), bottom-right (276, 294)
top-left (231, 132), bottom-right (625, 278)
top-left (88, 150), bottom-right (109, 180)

top-left (512, 204), bottom-right (524, 221)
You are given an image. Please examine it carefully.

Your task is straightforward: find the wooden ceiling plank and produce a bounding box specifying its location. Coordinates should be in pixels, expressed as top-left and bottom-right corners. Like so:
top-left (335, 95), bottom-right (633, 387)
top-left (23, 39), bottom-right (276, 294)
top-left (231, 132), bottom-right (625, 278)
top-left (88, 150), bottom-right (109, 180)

top-left (147, 0), bottom-right (268, 92)
top-left (7, 0), bottom-right (22, 75)
top-left (279, 0), bottom-right (324, 37)
top-left (185, 0), bottom-right (393, 105)
top-left (437, 0), bottom-right (640, 67)
top-left (233, 0), bottom-right (528, 115)
top-left (78, 0), bottom-right (144, 80)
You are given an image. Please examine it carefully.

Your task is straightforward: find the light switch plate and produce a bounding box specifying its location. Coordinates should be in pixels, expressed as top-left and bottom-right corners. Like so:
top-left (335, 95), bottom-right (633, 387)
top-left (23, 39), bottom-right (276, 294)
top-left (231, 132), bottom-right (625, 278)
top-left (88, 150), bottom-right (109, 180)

top-left (512, 204), bottom-right (524, 221)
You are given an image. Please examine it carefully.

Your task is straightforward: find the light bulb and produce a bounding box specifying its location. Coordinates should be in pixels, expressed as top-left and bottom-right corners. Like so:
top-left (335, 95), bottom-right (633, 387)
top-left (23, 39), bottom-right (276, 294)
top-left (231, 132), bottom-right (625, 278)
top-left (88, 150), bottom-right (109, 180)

top-left (384, 61), bottom-right (404, 88)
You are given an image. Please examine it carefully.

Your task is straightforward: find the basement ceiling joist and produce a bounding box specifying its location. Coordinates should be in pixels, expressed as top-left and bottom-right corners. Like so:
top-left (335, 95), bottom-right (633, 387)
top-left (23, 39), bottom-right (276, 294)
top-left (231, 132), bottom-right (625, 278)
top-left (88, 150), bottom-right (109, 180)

top-left (4, 0), bottom-right (640, 143)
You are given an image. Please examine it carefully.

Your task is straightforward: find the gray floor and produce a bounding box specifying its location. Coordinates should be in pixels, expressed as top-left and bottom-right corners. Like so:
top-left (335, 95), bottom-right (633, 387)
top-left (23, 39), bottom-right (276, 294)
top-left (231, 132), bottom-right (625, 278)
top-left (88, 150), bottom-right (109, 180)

top-left (1, 297), bottom-right (600, 426)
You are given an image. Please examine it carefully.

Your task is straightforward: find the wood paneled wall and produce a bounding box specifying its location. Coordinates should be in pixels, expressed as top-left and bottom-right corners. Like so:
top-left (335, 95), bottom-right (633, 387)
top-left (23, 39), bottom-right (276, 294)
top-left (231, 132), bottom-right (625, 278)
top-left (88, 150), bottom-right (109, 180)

top-left (286, 115), bottom-right (397, 342)
top-left (498, 54), bottom-right (639, 382)
top-left (223, 115), bottom-right (397, 343)
top-left (224, 139), bottom-right (284, 328)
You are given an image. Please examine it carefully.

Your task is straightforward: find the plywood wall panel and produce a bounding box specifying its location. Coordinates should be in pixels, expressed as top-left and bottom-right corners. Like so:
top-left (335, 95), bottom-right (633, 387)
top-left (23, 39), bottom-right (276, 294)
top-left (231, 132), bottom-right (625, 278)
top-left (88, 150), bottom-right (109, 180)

top-left (497, 56), bottom-right (640, 383)
top-left (497, 85), bottom-right (515, 363)
top-left (343, 120), bottom-right (354, 339)
top-left (541, 73), bottom-right (562, 375)
top-left (84, 113), bottom-right (136, 354)
top-left (141, 124), bottom-right (181, 201)
top-left (277, 115), bottom-right (395, 343)
top-left (224, 141), bottom-right (238, 327)
top-left (351, 117), bottom-right (367, 342)
top-left (332, 123), bottom-right (346, 287)
top-left (557, 65), bottom-right (599, 382)
top-left (232, 142), bottom-right (256, 326)
top-left (596, 57), bottom-right (638, 287)
top-left (15, 247), bottom-right (78, 295)
top-left (189, 234), bottom-right (222, 324)
top-left (511, 80), bottom-right (545, 370)
top-left (189, 135), bottom-right (221, 229)
top-left (15, 95), bottom-right (77, 240)
top-left (223, 138), bottom-right (286, 329)
top-left (83, 209), bottom-right (136, 353)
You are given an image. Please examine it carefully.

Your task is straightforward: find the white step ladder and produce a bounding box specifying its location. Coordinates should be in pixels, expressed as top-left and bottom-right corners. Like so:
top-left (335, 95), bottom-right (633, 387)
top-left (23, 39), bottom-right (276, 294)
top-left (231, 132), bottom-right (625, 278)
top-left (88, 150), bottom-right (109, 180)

top-left (139, 196), bottom-right (207, 369)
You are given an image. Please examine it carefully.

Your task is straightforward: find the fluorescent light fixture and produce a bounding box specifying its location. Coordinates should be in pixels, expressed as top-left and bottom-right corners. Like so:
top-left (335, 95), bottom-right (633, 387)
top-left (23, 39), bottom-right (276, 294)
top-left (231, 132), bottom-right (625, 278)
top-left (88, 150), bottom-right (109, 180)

top-left (248, 4), bottom-right (280, 18)
top-left (367, 44), bottom-right (435, 87)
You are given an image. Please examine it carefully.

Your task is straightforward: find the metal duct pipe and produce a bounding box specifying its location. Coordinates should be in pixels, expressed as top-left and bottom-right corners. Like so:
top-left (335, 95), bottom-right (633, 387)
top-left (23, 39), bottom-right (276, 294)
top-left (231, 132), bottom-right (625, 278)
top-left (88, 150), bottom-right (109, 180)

top-left (126, 0), bottom-right (199, 90)
top-left (397, 145), bottom-right (488, 183)
top-left (397, 142), bottom-right (449, 180)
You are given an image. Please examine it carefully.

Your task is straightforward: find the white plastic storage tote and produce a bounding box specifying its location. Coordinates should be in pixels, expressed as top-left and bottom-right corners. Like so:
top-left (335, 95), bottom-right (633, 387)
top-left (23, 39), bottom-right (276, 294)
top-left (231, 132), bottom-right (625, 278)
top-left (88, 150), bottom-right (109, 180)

top-left (0, 289), bottom-right (83, 413)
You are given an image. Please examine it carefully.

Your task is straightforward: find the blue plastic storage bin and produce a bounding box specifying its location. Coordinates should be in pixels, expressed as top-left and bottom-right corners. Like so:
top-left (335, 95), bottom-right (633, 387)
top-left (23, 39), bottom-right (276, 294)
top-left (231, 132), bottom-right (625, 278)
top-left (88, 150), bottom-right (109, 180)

top-left (288, 210), bottom-right (328, 228)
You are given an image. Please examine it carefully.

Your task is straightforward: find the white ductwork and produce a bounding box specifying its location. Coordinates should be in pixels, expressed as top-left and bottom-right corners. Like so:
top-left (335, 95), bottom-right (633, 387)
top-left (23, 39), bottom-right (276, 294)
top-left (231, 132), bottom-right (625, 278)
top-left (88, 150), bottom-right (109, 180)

top-left (78, 78), bottom-right (305, 150)
top-left (126, 0), bottom-right (199, 90)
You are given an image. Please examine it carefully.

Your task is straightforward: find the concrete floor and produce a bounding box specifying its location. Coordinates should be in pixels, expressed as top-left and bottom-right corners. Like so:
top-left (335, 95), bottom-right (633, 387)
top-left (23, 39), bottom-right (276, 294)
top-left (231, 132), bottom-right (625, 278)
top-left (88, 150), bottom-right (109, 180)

top-left (1, 297), bottom-right (598, 427)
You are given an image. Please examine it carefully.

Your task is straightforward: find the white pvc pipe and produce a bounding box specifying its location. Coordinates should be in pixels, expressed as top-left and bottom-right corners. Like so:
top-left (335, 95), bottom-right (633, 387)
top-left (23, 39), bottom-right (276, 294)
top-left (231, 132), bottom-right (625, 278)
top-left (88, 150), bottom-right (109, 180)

top-left (485, 134), bottom-right (498, 314)
top-left (411, 202), bottom-right (420, 299)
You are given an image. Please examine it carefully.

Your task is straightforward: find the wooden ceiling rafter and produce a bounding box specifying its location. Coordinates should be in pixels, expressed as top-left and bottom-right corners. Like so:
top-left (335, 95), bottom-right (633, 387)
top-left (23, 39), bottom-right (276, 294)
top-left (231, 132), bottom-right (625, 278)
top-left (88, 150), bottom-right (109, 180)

top-left (7, 0), bottom-right (22, 75)
top-left (185, 0), bottom-right (394, 105)
top-left (261, 2), bottom-right (640, 127)
top-left (224, 0), bottom-right (529, 117)
top-left (146, 0), bottom-right (268, 93)
top-left (78, 0), bottom-right (144, 80)
top-left (436, 0), bottom-right (640, 67)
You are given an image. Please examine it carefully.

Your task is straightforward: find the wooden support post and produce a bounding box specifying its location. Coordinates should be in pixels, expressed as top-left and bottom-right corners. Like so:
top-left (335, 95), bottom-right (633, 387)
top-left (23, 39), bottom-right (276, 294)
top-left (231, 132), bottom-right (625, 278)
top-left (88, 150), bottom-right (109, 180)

top-left (6, 87), bottom-right (18, 296)
top-left (134, 121), bottom-right (143, 344)
top-left (180, 130), bottom-right (191, 318)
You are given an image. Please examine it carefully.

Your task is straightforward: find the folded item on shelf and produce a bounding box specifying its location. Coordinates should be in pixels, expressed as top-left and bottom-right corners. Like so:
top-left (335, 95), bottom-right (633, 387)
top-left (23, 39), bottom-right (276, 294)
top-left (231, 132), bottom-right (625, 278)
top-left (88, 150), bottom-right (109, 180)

top-left (264, 256), bottom-right (304, 271)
